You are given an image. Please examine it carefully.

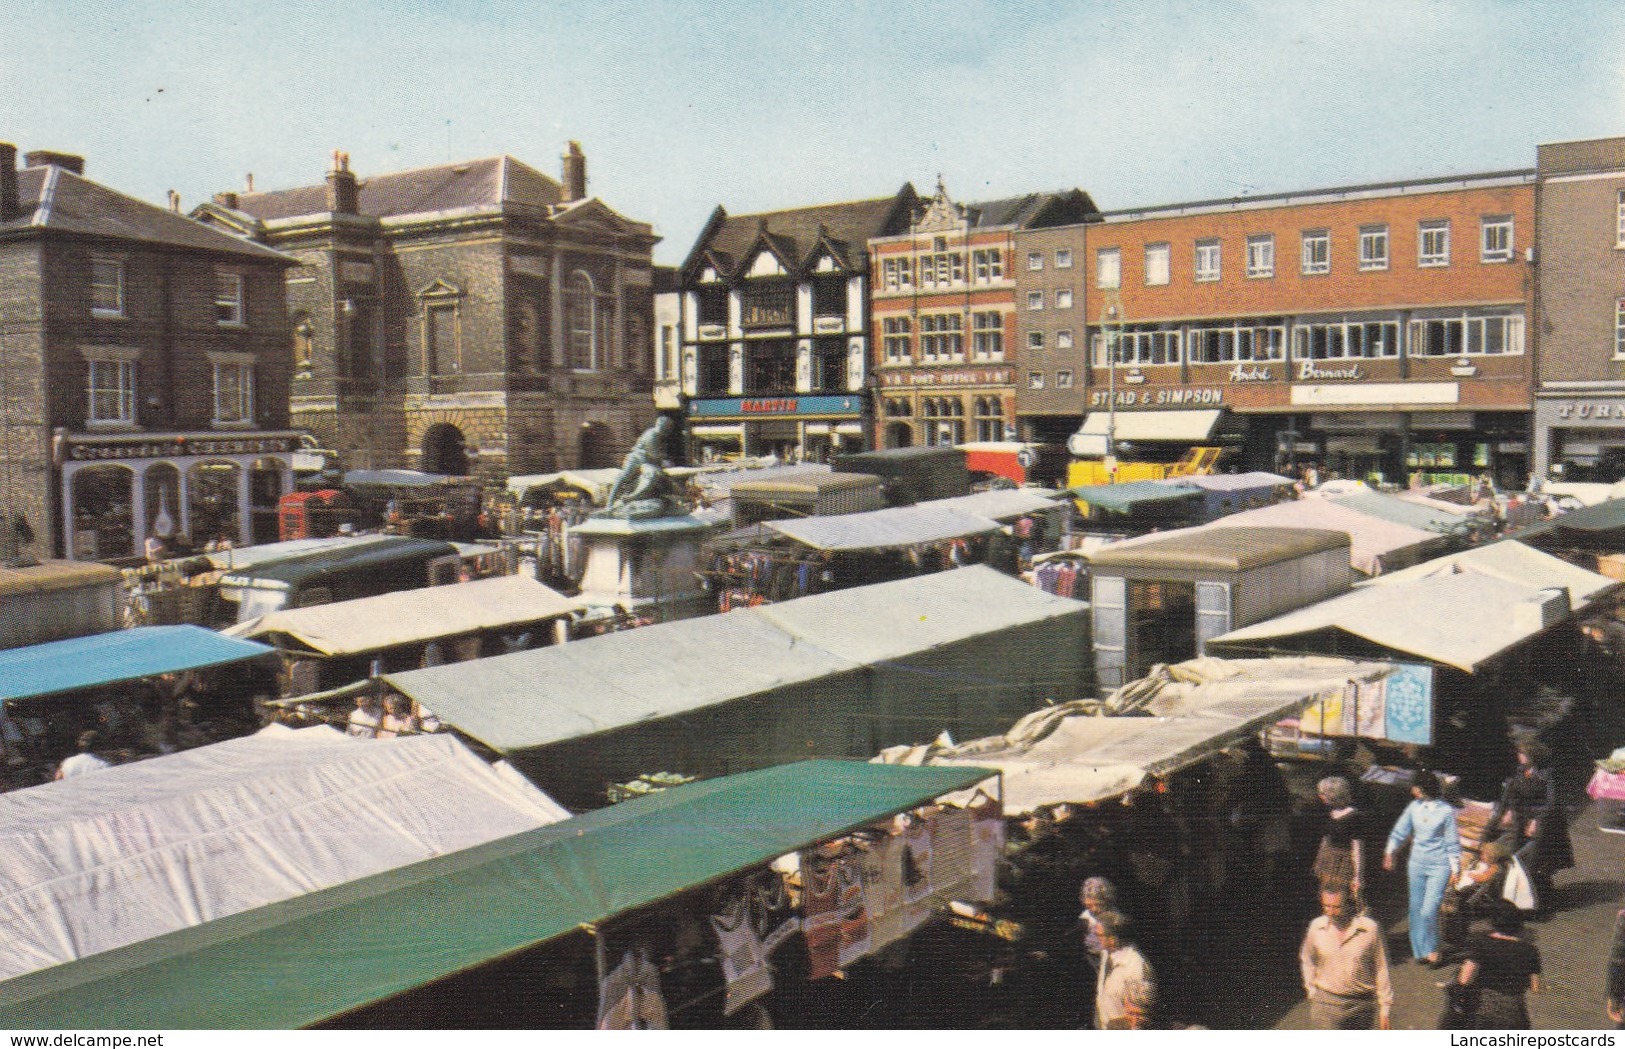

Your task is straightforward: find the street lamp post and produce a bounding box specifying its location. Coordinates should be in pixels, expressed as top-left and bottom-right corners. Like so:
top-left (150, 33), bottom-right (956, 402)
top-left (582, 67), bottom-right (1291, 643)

top-left (1102, 295), bottom-right (1123, 483)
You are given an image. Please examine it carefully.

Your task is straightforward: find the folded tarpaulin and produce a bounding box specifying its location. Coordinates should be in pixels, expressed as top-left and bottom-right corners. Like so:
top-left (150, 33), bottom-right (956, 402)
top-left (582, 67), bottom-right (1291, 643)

top-left (0, 626), bottom-right (274, 703)
top-left (0, 727), bottom-right (570, 983)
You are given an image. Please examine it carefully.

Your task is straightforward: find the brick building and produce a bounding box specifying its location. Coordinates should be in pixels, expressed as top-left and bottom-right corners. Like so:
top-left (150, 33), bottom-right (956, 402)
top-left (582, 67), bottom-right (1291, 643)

top-left (1012, 223), bottom-right (1095, 445)
top-left (870, 181), bottom-right (1098, 450)
top-left (1033, 172), bottom-right (1535, 486)
top-left (677, 187), bottom-right (918, 462)
top-left (193, 144), bottom-right (658, 484)
top-left (1532, 135), bottom-right (1625, 480)
top-left (0, 144), bottom-right (298, 562)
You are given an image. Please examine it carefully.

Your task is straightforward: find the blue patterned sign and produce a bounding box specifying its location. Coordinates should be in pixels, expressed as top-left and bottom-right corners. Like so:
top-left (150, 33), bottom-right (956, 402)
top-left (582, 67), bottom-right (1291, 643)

top-left (1383, 662), bottom-right (1434, 745)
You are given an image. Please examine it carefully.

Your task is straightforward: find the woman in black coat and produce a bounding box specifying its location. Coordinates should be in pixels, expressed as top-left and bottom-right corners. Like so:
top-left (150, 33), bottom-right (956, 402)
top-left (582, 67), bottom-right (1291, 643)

top-left (1488, 740), bottom-right (1573, 912)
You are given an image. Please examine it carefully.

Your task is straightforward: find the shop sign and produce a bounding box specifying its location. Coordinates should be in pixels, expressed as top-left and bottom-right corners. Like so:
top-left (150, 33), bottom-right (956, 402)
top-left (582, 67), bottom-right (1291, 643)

top-left (1228, 365), bottom-right (1273, 382)
top-left (1553, 401), bottom-right (1625, 420)
top-left (688, 395), bottom-right (861, 418)
top-left (67, 435), bottom-right (299, 461)
top-left (1297, 361), bottom-right (1364, 381)
top-left (1088, 387), bottom-right (1222, 408)
top-left (877, 368), bottom-right (1013, 388)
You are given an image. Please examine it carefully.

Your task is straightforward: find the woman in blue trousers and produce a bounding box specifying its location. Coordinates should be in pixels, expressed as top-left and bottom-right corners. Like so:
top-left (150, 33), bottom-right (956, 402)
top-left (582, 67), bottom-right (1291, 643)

top-left (1384, 769), bottom-right (1461, 967)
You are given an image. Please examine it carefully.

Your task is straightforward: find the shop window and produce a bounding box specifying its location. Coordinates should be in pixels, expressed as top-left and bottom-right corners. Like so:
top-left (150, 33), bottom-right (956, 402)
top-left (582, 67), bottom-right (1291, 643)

top-left (1418, 220), bottom-right (1450, 268)
top-left (70, 465), bottom-right (135, 560)
top-left (1301, 230), bottom-right (1330, 275)
top-left (1194, 239), bottom-right (1221, 282)
top-left (1406, 442), bottom-right (1458, 470)
top-left (1144, 242), bottom-right (1170, 286)
top-left (188, 460), bottom-right (242, 548)
top-left (91, 257), bottom-right (125, 318)
top-left (215, 270), bottom-right (245, 326)
top-left (1359, 225), bottom-right (1389, 271)
top-left (1246, 235), bottom-right (1274, 279)
top-left (1481, 216), bottom-right (1513, 263)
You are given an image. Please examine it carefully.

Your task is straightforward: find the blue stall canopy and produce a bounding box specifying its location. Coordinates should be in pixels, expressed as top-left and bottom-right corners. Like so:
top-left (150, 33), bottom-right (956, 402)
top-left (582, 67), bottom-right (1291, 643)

top-left (0, 626), bottom-right (275, 703)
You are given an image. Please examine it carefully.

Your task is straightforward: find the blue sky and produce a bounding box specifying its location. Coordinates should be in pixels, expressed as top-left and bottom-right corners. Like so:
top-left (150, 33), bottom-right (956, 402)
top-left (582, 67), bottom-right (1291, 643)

top-left (2, 0), bottom-right (1621, 264)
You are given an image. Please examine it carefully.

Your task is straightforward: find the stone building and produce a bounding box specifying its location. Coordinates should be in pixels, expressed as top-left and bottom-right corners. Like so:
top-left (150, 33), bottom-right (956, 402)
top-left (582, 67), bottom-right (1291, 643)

top-left (0, 144), bottom-right (298, 562)
top-left (193, 143), bottom-right (658, 484)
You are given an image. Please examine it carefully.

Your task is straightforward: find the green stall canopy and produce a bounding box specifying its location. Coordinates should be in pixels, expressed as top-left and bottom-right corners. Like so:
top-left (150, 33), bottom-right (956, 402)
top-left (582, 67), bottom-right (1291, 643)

top-left (0, 759), bottom-right (994, 1031)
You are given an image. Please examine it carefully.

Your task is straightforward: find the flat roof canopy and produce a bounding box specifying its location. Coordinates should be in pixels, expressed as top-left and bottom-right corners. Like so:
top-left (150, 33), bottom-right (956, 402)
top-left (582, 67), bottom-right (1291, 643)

top-left (1086, 526), bottom-right (1349, 573)
top-left (0, 626), bottom-right (274, 703)
top-left (1079, 409), bottom-right (1223, 442)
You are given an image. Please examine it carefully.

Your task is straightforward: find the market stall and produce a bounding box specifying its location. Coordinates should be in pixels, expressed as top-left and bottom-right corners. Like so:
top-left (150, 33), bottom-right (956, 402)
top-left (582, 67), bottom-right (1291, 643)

top-left (1150, 472), bottom-right (1295, 522)
top-left (1200, 496), bottom-right (1448, 575)
top-left (0, 561), bottom-right (123, 650)
top-left (1068, 480), bottom-right (1204, 532)
top-left (0, 760), bottom-right (998, 1030)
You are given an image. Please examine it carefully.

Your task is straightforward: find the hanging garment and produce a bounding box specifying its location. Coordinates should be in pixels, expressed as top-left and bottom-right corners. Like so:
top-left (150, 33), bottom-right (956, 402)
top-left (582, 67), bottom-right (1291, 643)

top-left (801, 847), bottom-right (844, 980)
top-left (902, 813), bottom-right (934, 905)
top-left (928, 804), bottom-right (978, 901)
top-left (967, 792), bottom-right (1006, 904)
top-left (711, 898), bottom-right (774, 1016)
top-left (596, 949), bottom-right (669, 1030)
top-left (834, 851), bottom-right (872, 968)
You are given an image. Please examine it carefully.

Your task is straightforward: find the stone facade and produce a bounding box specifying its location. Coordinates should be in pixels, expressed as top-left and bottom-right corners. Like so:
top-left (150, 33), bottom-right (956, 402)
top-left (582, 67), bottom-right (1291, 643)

top-left (194, 145), bottom-right (658, 486)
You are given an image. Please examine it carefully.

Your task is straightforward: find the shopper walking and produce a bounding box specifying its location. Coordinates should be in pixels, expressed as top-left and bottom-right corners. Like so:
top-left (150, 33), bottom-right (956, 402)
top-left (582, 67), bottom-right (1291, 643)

top-left (1451, 901), bottom-right (1541, 1029)
top-left (1299, 883), bottom-right (1393, 1029)
top-left (1489, 740), bottom-right (1574, 915)
top-left (1384, 769), bottom-right (1461, 967)
top-left (1313, 776), bottom-right (1366, 900)
top-left (1094, 912), bottom-right (1155, 1031)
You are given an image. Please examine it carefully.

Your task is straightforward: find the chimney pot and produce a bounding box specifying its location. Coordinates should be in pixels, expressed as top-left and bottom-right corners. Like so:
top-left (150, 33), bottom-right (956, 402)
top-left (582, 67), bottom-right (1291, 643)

top-left (326, 151), bottom-right (359, 215)
top-left (245, 173), bottom-right (254, 192)
top-left (0, 143), bottom-right (17, 224)
top-left (167, 190), bottom-right (180, 213)
top-left (23, 150), bottom-right (84, 175)
top-left (561, 141), bottom-right (586, 204)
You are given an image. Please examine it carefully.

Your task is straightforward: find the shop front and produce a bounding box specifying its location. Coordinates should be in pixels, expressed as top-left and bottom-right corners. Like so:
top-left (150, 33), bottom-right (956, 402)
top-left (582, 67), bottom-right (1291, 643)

top-left (1245, 410), bottom-right (1529, 489)
top-left (875, 366), bottom-right (1014, 452)
top-left (1534, 393), bottom-right (1625, 483)
top-left (57, 431), bottom-right (300, 561)
top-left (685, 395), bottom-right (866, 464)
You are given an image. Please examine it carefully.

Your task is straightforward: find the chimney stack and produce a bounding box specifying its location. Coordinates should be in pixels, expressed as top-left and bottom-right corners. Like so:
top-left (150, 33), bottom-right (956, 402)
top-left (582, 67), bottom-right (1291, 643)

top-left (167, 190), bottom-right (180, 213)
top-left (561, 141), bottom-right (586, 203)
top-left (214, 191), bottom-right (239, 210)
top-left (0, 143), bottom-right (17, 224)
top-left (325, 150), bottom-right (358, 214)
top-left (245, 173), bottom-right (254, 193)
top-left (24, 150), bottom-right (84, 175)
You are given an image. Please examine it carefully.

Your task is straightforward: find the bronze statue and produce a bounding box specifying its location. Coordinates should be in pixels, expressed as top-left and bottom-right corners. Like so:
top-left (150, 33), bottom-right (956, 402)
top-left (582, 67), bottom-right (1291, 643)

top-left (597, 417), bottom-right (682, 519)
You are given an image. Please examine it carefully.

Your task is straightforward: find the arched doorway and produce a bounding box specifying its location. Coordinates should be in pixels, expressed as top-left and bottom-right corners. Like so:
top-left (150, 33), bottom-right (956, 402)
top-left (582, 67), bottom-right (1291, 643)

top-left (188, 460), bottom-right (242, 549)
top-left (578, 422), bottom-right (616, 469)
top-left (249, 457), bottom-right (288, 545)
top-left (886, 422), bottom-right (914, 449)
top-left (422, 424), bottom-right (469, 476)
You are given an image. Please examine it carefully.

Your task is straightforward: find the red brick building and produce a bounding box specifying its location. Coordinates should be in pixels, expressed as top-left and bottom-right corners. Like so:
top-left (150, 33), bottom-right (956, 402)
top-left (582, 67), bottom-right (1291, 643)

top-left (1022, 171), bottom-right (1536, 486)
top-left (0, 145), bottom-right (298, 561)
top-left (869, 181), bottom-right (1098, 450)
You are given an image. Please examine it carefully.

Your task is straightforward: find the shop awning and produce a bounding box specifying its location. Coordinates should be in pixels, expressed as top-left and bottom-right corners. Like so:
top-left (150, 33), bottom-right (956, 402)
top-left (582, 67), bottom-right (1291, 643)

top-left (1211, 572), bottom-right (1578, 672)
top-left (1069, 480), bottom-right (1204, 514)
top-left (0, 626), bottom-right (274, 703)
top-left (224, 576), bottom-right (586, 656)
top-left (0, 727), bottom-right (570, 984)
top-left (884, 656), bottom-right (1391, 813)
top-left (1359, 539), bottom-right (1618, 611)
top-left (383, 611), bottom-right (860, 753)
top-left (1079, 409), bottom-right (1223, 442)
top-left (766, 504), bottom-right (1002, 551)
top-left (924, 488), bottom-right (1064, 523)
top-left (0, 760), bottom-right (993, 1030)
top-left (505, 468), bottom-right (623, 504)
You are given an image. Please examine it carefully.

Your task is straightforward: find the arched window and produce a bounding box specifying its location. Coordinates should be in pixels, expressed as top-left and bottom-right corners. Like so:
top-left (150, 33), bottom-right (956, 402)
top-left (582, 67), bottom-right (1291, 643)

top-left (566, 271), bottom-right (598, 371)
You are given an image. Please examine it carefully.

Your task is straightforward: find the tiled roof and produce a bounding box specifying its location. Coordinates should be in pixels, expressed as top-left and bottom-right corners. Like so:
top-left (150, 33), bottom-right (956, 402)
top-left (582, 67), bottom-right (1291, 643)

top-left (1, 166), bottom-right (290, 262)
top-left (696, 188), bottom-right (916, 275)
top-left (231, 156), bottom-right (563, 221)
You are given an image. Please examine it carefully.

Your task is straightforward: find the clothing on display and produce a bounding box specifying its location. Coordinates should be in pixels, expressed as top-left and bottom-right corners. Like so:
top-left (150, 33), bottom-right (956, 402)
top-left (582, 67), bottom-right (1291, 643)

top-left (596, 948), bottom-right (668, 1030)
top-left (710, 899), bottom-right (774, 1016)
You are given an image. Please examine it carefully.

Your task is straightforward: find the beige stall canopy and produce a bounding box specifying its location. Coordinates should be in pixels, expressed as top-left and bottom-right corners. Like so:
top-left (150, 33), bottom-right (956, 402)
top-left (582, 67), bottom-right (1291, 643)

top-left (1079, 409), bottom-right (1223, 443)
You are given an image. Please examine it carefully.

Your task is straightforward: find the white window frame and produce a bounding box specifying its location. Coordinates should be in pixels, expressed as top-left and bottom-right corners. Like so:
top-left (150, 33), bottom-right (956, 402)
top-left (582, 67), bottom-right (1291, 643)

top-left (971, 248), bottom-right (1003, 283)
top-left (215, 270), bottom-right (245, 326)
top-left (971, 311), bottom-right (1003, 360)
top-left (1195, 239), bottom-right (1221, 282)
top-left (882, 315), bottom-right (912, 362)
top-left (1056, 369), bottom-right (1074, 389)
top-left (1056, 329), bottom-right (1074, 350)
top-left (1027, 331), bottom-right (1044, 351)
top-left (1418, 220), bottom-right (1450, 268)
top-left (1055, 248), bottom-right (1073, 269)
top-left (1092, 328), bottom-right (1182, 367)
top-left (1245, 234), bottom-right (1274, 279)
top-left (918, 313), bottom-right (964, 361)
top-left (1617, 299), bottom-right (1625, 359)
top-left (1359, 225), bottom-right (1389, 271)
top-left (1028, 371), bottom-right (1044, 390)
top-left (1481, 216), bottom-right (1513, 263)
top-left (1027, 290), bottom-right (1044, 310)
top-left (1291, 319), bottom-right (1400, 361)
top-left (1407, 312), bottom-right (1525, 358)
top-left (210, 356), bottom-right (257, 426)
top-left (1096, 247), bottom-right (1121, 290)
top-left (84, 354), bottom-right (137, 426)
top-left (1618, 191), bottom-right (1625, 249)
top-left (1055, 288), bottom-right (1073, 309)
top-left (1188, 322), bottom-right (1287, 363)
top-left (1144, 242), bottom-right (1170, 286)
top-left (1027, 251), bottom-right (1044, 271)
top-left (1301, 230), bottom-right (1330, 275)
top-left (90, 257), bottom-right (125, 318)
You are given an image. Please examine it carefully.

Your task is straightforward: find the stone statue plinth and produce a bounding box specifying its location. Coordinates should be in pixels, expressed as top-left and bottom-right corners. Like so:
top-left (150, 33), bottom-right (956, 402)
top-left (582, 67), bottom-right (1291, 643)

top-left (569, 515), bottom-right (713, 622)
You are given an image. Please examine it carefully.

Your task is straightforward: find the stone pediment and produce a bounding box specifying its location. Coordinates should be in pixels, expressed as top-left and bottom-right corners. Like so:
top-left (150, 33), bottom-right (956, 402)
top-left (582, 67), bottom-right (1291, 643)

top-left (418, 278), bottom-right (463, 299)
top-left (551, 198), bottom-right (648, 237)
top-left (912, 178), bottom-right (965, 234)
